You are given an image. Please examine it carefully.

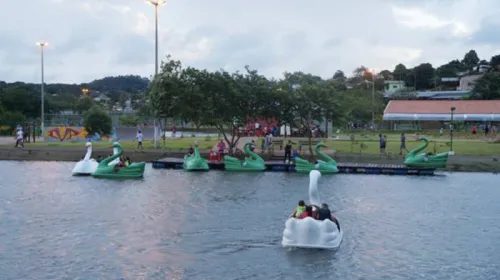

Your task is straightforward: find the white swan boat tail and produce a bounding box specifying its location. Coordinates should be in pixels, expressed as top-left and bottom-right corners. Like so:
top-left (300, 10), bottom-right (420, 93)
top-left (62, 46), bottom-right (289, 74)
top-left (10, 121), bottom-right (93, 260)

top-left (72, 141), bottom-right (99, 175)
top-left (281, 170), bottom-right (343, 249)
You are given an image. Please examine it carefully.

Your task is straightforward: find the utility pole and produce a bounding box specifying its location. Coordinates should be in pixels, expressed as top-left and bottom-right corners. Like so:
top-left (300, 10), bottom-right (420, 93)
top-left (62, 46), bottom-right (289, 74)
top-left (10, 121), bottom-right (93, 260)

top-left (146, 0), bottom-right (166, 148)
top-left (36, 41), bottom-right (48, 138)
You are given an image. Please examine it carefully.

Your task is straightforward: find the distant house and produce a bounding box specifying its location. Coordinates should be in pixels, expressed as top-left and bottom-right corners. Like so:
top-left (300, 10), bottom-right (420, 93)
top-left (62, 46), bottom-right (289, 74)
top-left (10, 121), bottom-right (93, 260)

top-left (93, 93), bottom-right (110, 103)
top-left (458, 74), bottom-right (483, 91)
top-left (384, 80), bottom-right (406, 94)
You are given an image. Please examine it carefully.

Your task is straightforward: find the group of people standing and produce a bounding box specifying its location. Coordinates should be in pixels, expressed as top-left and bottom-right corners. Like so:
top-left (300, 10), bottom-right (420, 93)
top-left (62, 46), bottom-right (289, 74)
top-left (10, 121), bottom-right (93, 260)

top-left (379, 133), bottom-right (410, 157)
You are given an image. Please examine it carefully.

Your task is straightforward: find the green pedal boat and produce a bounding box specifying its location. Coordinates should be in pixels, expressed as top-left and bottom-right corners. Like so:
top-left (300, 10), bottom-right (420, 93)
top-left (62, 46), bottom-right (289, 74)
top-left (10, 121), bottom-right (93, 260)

top-left (224, 142), bottom-right (266, 171)
top-left (294, 141), bottom-right (338, 174)
top-left (404, 137), bottom-right (450, 169)
top-left (183, 145), bottom-right (209, 171)
top-left (92, 142), bottom-right (146, 179)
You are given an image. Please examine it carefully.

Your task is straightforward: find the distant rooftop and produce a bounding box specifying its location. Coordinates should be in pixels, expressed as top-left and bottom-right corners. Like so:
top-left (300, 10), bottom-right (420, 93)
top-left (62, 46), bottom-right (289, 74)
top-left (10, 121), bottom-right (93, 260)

top-left (384, 90), bottom-right (471, 100)
top-left (383, 100), bottom-right (500, 121)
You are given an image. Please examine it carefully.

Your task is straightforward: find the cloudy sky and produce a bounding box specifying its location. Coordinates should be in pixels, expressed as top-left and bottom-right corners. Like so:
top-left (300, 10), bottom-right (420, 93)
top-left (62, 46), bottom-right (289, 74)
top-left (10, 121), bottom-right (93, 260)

top-left (1, 0), bottom-right (499, 83)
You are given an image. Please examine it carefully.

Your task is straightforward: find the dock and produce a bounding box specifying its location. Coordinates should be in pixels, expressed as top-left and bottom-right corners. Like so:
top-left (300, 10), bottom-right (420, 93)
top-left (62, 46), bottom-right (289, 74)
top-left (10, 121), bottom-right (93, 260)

top-left (152, 158), bottom-right (435, 175)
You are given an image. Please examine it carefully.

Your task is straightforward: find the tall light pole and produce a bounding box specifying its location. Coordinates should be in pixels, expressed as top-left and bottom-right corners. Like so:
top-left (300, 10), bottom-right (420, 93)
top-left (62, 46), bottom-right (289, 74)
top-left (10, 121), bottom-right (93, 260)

top-left (36, 41), bottom-right (48, 138)
top-left (146, 0), bottom-right (166, 148)
top-left (368, 69), bottom-right (376, 129)
top-left (450, 106), bottom-right (456, 153)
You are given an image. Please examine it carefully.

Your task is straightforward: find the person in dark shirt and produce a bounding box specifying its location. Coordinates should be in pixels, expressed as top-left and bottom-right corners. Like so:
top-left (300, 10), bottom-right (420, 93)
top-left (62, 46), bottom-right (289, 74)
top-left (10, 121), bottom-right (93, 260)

top-left (284, 140), bottom-right (294, 163)
top-left (400, 132), bottom-right (409, 155)
top-left (318, 203), bottom-right (340, 231)
top-left (379, 134), bottom-right (386, 157)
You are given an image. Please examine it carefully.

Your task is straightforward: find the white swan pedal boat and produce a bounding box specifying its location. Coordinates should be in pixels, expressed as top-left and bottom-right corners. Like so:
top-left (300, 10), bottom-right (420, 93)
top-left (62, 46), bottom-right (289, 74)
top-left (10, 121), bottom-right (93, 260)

top-left (281, 170), bottom-right (343, 250)
top-left (72, 141), bottom-right (98, 176)
top-left (72, 141), bottom-right (121, 176)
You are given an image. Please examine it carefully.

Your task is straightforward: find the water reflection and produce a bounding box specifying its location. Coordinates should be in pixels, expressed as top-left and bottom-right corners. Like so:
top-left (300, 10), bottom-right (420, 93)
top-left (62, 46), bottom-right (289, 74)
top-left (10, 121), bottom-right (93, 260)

top-left (0, 163), bottom-right (500, 279)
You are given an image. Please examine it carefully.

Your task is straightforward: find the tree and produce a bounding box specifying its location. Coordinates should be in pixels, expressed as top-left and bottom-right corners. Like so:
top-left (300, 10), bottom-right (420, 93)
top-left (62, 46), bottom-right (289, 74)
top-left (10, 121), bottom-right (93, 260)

top-left (462, 50), bottom-right (480, 70)
top-left (409, 63), bottom-right (436, 90)
top-left (83, 105), bottom-right (112, 137)
top-left (177, 67), bottom-right (210, 130)
top-left (118, 92), bottom-right (131, 109)
top-left (490, 55), bottom-right (500, 71)
top-left (392, 64), bottom-right (407, 81)
top-left (472, 72), bottom-right (500, 99)
top-left (149, 56), bottom-right (185, 130)
top-left (283, 72), bottom-right (338, 154)
top-left (0, 111), bottom-right (26, 133)
top-left (332, 70), bottom-right (346, 81)
top-left (378, 70), bottom-right (393, 81)
top-left (436, 60), bottom-right (464, 79)
top-left (74, 95), bottom-right (94, 113)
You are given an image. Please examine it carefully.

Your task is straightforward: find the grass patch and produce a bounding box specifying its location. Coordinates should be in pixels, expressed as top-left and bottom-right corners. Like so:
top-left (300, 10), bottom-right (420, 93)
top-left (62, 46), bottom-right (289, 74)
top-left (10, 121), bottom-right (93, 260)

top-left (20, 138), bottom-right (218, 151)
top-left (322, 138), bottom-right (500, 156)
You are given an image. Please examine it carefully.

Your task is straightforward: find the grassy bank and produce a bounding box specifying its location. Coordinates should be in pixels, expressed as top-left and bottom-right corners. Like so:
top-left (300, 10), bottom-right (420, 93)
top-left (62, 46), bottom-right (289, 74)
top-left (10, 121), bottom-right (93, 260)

top-left (5, 135), bottom-right (499, 156)
top-left (20, 138), bottom-right (217, 150)
top-left (322, 138), bottom-right (500, 156)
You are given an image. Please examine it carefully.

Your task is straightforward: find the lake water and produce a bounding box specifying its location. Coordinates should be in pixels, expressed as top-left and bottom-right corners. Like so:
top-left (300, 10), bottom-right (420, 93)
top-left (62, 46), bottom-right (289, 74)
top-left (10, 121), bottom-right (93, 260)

top-left (0, 162), bottom-right (499, 280)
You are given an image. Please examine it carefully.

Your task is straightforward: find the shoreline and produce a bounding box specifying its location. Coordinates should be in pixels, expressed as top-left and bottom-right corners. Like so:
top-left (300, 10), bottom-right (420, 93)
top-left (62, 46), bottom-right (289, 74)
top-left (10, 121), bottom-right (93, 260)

top-left (0, 146), bottom-right (498, 173)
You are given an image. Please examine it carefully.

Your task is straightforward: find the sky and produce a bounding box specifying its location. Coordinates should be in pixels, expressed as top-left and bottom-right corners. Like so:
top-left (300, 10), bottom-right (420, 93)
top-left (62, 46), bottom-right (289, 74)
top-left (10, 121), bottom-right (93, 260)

top-left (1, 0), bottom-right (500, 84)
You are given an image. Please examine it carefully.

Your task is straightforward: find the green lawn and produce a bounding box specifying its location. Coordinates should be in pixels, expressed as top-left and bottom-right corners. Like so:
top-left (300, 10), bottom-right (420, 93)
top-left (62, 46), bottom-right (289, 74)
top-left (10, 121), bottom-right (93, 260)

top-left (322, 138), bottom-right (500, 156)
top-left (6, 134), bottom-right (500, 156)
top-left (20, 138), bottom-right (218, 151)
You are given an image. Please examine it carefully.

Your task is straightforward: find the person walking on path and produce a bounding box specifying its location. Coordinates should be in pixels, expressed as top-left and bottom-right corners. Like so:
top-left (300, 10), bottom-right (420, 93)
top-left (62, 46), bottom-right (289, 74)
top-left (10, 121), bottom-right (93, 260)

top-left (400, 132), bottom-right (409, 155)
top-left (379, 134), bottom-right (387, 158)
top-left (135, 130), bottom-right (144, 152)
top-left (15, 127), bottom-right (24, 148)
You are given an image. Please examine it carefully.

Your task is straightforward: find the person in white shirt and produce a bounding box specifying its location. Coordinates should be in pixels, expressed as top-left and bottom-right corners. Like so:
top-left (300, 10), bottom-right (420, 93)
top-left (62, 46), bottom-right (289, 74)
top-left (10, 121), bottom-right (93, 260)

top-left (135, 130), bottom-right (143, 151)
top-left (15, 128), bottom-right (24, 148)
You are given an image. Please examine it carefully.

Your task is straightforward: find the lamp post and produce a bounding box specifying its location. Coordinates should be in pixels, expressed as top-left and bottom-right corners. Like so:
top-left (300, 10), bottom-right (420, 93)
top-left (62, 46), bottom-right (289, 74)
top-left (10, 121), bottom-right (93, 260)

top-left (81, 88), bottom-right (89, 95)
top-left (450, 106), bottom-right (456, 153)
top-left (367, 69), bottom-right (376, 129)
top-left (146, 0), bottom-right (166, 148)
top-left (36, 41), bottom-right (48, 137)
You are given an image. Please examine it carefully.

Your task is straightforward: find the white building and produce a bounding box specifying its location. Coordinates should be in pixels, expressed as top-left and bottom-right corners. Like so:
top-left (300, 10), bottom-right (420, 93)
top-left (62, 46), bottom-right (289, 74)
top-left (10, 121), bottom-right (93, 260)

top-left (384, 80), bottom-right (406, 93)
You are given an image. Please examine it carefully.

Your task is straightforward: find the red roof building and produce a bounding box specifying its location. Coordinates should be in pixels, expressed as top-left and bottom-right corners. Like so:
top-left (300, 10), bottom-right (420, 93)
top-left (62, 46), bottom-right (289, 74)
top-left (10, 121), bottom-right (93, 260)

top-left (383, 100), bottom-right (500, 121)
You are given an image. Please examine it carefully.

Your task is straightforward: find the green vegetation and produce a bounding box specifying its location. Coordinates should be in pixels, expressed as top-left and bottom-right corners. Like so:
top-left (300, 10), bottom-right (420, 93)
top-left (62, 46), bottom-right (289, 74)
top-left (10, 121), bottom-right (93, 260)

top-left (83, 105), bottom-right (113, 136)
top-left (147, 57), bottom-right (385, 154)
top-left (22, 138), bottom-right (217, 151)
top-left (1, 49), bottom-right (500, 153)
top-left (11, 134), bottom-right (499, 156)
top-left (321, 138), bottom-right (500, 157)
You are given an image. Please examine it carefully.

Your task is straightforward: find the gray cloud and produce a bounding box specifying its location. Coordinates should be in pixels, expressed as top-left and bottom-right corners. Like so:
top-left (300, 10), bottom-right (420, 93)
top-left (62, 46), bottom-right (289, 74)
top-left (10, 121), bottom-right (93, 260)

top-left (0, 0), bottom-right (499, 83)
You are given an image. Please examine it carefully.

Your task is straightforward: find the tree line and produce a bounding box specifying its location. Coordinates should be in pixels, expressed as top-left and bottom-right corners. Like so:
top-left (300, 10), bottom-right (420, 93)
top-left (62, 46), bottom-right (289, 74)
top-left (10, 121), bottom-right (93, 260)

top-left (146, 56), bottom-right (386, 153)
top-left (2, 48), bottom-right (500, 136)
top-left (0, 75), bottom-right (150, 133)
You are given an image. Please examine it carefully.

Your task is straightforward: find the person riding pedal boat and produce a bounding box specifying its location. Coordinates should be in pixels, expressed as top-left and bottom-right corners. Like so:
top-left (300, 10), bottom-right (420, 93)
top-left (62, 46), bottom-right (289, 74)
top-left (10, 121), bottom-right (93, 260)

top-left (318, 203), bottom-right (340, 231)
top-left (292, 200), bottom-right (306, 218)
top-left (299, 205), bottom-right (313, 219)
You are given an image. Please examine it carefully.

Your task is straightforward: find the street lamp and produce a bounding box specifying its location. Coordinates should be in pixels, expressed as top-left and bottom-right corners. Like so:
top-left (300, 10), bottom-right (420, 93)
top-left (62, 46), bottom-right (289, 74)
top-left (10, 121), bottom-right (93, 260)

top-left (36, 41), bottom-right (48, 137)
top-left (81, 88), bottom-right (89, 95)
top-left (146, 0), bottom-right (166, 148)
top-left (450, 106), bottom-right (456, 153)
top-left (367, 69), bottom-right (376, 129)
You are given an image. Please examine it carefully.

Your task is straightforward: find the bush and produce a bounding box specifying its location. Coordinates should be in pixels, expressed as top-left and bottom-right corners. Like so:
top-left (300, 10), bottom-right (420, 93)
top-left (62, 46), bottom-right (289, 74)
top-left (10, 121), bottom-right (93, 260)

top-left (83, 105), bottom-right (112, 137)
top-left (0, 111), bottom-right (26, 135)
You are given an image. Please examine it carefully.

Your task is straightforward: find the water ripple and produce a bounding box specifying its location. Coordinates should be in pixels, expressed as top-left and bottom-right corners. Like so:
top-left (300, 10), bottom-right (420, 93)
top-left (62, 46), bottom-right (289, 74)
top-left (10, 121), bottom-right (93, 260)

top-left (0, 162), bottom-right (499, 279)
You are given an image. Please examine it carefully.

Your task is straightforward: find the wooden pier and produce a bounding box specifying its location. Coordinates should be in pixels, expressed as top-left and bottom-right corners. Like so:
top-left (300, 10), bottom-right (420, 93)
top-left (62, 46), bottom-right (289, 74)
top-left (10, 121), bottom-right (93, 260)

top-left (152, 158), bottom-right (435, 176)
